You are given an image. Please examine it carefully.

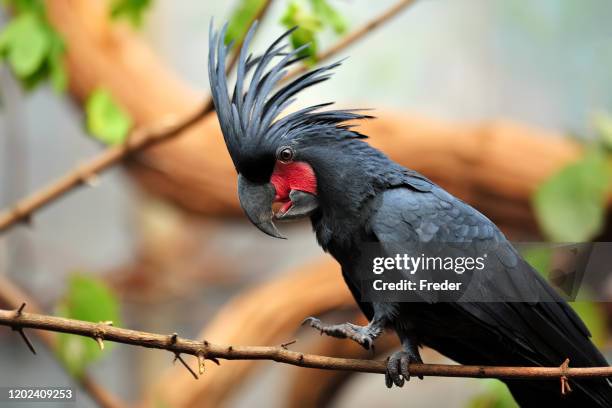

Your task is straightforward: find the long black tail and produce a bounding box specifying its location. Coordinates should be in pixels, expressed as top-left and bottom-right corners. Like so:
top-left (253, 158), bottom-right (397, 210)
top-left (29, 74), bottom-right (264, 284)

top-left (413, 300), bottom-right (612, 407)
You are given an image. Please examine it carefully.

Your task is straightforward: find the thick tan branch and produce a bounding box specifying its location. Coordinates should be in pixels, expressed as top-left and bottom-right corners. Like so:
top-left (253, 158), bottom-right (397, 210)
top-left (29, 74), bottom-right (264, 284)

top-left (1, 308), bottom-right (611, 381)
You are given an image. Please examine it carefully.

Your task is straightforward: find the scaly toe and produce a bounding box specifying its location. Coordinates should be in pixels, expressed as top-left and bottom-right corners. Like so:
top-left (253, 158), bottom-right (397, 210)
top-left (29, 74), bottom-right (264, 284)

top-left (386, 353), bottom-right (405, 387)
top-left (385, 351), bottom-right (422, 387)
top-left (301, 317), bottom-right (321, 330)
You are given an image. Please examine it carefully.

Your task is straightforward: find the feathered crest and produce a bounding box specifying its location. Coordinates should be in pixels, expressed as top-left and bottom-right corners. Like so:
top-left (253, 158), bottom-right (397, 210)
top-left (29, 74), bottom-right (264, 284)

top-left (208, 21), bottom-right (371, 170)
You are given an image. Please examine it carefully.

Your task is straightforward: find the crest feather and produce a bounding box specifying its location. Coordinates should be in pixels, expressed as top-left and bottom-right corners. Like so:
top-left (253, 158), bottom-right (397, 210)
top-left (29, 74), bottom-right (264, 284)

top-left (208, 21), bottom-right (372, 170)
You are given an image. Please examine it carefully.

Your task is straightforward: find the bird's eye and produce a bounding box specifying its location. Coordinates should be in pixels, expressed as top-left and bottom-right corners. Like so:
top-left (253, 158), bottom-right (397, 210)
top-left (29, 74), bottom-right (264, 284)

top-left (277, 146), bottom-right (294, 163)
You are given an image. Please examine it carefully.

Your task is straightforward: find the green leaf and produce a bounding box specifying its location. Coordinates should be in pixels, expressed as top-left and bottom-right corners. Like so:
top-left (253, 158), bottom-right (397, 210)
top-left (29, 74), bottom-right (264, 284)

top-left (86, 88), bottom-right (132, 145)
top-left (522, 245), bottom-right (552, 277)
top-left (0, 13), bottom-right (50, 77)
top-left (224, 0), bottom-right (268, 46)
top-left (310, 0), bottom-right (347, 34)
top-left (0, 3), bottom-right (68, 92)
top-left (19, 60), bottom-right (49, 90)
top-left (593, 112), bottom-right (612, 151)
top-left (289, 27), bottom-right (318, 63)
top-left (110, 0), bottom-right (153, 27)
top-left (569, 301), bottom-right (606, 347)
top-left (3, 0), bottom-right (46, 15)
top-left (468, 379), bottom-right (518, 408)
top-left (47, 31), bottom-right (67, 92)
top-left (0, 15), bottom-right (17, 52)
top-left (281, 2), bottom-right (321, 63)
top-left (48, 50), bottom-right (67, 92)
top-left (533, 149), bottom-right (611, 242)
top-left (522, 245), bottom-right (607, 347)
top-left (55, 274), bottom-right (121, 378)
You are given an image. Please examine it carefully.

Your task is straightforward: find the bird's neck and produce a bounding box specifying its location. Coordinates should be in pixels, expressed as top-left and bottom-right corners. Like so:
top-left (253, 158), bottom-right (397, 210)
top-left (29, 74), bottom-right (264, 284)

top-left (304, 139), bottom-right (405, 252)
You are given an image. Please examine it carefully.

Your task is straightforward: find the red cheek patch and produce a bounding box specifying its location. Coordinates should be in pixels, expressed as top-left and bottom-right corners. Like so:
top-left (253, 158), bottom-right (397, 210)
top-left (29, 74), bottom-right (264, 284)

top-left (270, 161), bottom-right (317, 201)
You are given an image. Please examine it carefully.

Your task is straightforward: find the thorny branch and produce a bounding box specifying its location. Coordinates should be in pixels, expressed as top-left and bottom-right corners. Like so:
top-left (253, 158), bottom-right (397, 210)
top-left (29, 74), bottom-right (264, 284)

top-left (0, 276), bottom-right (127, 408)
top-left (0, 0), bottom-right (419, 233)
top-left (1, 308), bottom-right (611, 393)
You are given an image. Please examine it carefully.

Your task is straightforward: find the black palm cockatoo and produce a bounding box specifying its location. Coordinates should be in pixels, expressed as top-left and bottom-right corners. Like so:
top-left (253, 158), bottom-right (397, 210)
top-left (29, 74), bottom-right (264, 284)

top-left (208, 22), bottom-right (612, 407)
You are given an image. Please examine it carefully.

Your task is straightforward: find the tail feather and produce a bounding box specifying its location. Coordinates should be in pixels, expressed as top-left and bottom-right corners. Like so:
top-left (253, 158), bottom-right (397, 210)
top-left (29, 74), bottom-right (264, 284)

top-left (506, 377), bottom-right (612, 408)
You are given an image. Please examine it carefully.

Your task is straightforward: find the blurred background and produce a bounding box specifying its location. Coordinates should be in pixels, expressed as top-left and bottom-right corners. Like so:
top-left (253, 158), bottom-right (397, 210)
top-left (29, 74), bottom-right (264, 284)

top-left (0, 0), bottom-right (611, 407)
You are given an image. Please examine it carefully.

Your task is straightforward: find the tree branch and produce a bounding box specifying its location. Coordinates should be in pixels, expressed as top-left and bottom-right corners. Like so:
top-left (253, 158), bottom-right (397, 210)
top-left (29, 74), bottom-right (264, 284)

top-left (1, 308), bottom-right (611, 385)
top-left (147, 258), bottom-right (353, 407)
top-left (0, 276), bottom-right (127, 408)
top-left (0, 0), bottom-right (418, 233)
top-left (286, 0), bottom-right (417, 78)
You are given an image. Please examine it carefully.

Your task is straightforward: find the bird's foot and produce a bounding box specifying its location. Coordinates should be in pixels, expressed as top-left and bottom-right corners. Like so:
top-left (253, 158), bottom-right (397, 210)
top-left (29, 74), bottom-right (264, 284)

top-left (385, 350), bottom-right (423, 388)
top-left (302, 317), bottom-right (381, 350)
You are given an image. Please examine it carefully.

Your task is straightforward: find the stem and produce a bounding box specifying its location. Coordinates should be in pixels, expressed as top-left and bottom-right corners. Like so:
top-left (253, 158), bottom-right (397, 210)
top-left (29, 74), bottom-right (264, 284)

top-left (1, 309), bottom-right (610, 381)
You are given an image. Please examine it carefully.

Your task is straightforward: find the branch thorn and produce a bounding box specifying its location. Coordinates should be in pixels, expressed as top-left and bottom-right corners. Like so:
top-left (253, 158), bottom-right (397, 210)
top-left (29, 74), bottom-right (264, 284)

top-left (201, 340), bottom-right (220, 365)
top-left (173, 353), bottom-right (198, 380)
top-left (14, 328), bottom-right (36, 355)
top-left (95, 336), bottom-right (105, 351)
top-left (78, 166), bottom-right (100, 188)
top-left (84, 174), bottom-right (100, 187)
top-left (280, 339), bottom-right (297, 349)
top-left (12, 208), bottom-right (33, 227)
top-left (197, 353), bottom-right (205, 375)
top-left (16, 302), bottom-right (26, 316)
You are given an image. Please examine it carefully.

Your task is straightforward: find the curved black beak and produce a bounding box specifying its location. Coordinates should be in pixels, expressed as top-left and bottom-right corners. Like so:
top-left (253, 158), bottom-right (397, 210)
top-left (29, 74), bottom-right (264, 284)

top-left (237, 174), bottom-right (286, 239)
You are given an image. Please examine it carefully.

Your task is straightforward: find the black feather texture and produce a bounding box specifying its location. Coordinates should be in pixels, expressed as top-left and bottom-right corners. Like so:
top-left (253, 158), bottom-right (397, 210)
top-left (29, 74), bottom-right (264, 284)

top-left (208, 21), bottom-right (372, 177)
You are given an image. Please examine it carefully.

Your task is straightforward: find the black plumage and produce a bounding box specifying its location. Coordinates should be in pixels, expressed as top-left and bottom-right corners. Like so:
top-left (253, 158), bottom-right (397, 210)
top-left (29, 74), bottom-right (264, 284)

top-left (208, 22), bottom-right (612, 407)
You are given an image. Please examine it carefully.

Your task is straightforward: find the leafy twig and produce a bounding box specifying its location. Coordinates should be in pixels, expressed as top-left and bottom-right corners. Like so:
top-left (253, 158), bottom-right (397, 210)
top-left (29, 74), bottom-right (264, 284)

top-left (0, 0), bottom-right (419, 233)
top-left (286, 0), bottom-right (418, 78)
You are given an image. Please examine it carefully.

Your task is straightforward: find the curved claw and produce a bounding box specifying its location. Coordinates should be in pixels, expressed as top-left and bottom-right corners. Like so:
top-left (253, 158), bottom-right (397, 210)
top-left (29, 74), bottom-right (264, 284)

top-left (356, 329), bottom-right (373, 350)
top-left (385, 351), bottom-right (423, 388)
top-left (370, 343), bottom-right (376, 356)
top-left (385, 367), bottom-right (394, 388)
top-left (301, 316), bottom-right (321, 327)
